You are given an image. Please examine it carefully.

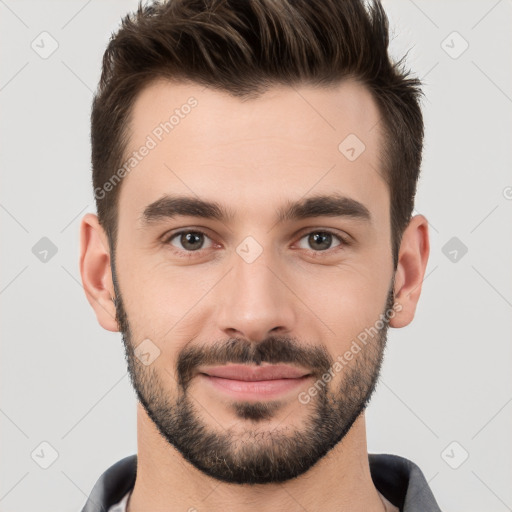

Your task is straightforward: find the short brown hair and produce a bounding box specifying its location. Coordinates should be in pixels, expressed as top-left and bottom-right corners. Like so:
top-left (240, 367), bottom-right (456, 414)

top-left (91, 0), bottom-right (424, 268)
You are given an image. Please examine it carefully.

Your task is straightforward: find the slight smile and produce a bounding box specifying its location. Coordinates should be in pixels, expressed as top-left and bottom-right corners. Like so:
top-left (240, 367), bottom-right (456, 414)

top-left (198, 364), bottom-right (312, 400)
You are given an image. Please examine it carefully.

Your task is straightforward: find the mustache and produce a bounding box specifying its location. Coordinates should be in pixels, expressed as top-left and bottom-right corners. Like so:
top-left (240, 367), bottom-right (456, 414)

top-left (176, 336), bottom-right (334, 390)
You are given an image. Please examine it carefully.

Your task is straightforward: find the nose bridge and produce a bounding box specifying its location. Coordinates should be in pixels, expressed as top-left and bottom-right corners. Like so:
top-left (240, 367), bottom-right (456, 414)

top-left (215, 239), bottom-right (296, 342)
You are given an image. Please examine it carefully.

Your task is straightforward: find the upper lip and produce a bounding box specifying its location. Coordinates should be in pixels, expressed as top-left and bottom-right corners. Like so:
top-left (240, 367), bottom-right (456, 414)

top-left (199, 364), bottom-right (311, 381)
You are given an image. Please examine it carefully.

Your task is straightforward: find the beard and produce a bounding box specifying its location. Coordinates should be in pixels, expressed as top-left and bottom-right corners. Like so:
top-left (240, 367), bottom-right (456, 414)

top-left (111, 259), bottom-right (394, 485)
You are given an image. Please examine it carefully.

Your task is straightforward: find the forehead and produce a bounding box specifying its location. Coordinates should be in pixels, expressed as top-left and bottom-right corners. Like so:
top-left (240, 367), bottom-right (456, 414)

top-left (118, 79), bottom-right (387, 228)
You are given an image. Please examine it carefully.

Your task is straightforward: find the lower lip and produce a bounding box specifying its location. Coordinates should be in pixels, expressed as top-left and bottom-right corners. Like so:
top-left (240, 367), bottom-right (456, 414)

top-left (200, 374), bottom-right (311, 400)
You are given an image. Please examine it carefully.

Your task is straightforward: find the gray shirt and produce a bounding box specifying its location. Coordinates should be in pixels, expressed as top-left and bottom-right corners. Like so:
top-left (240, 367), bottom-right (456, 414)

top-left (81, 453), bottom-right (442, 512)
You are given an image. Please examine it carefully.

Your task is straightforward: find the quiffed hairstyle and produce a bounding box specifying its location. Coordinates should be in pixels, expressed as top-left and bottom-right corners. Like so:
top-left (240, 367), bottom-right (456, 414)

top-left (91, 0), bottom-right (424, 267)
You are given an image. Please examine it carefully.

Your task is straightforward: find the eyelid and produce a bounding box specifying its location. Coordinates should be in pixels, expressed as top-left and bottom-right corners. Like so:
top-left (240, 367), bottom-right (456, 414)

top-left (294, 227), bottom-right (351, 246)
top-left (162, 228), bottom-right (217, 252)
top-left (161, 225), bottom-right (214, 242)
top-left (292, 230), bottom-right (351, 257)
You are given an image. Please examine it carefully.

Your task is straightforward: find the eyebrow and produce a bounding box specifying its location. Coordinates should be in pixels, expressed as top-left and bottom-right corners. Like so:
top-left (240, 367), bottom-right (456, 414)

top-left (141, 193), bottom-right (371, 226)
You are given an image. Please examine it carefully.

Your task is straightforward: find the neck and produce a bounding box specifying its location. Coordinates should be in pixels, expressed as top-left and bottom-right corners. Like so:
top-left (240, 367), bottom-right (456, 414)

top-left (127, 405), bottom-right (387, 512)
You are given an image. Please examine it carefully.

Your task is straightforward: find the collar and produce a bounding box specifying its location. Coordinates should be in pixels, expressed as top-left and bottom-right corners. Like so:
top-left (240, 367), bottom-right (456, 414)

top-left (81, 453), bottom-right (442, 512)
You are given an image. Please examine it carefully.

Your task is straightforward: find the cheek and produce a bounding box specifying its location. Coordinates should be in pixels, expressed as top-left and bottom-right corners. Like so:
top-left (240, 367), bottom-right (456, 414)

top-left (116, 253), bottom-right (215, 351)
top-left (293, 264), bottom-right (391, 353)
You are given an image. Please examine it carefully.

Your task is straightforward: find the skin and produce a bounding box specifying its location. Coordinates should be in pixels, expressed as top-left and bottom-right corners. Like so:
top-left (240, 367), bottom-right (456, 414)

top-left (80, 79), bottom-right (429, 512)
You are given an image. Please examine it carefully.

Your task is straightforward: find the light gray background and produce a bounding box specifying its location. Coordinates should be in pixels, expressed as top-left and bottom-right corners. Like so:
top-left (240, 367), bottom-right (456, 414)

top-left (1, 1), bottom-right (511, 511)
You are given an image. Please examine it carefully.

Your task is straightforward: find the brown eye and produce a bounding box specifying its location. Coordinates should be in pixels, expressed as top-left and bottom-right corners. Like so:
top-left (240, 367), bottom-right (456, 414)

top-left (296, 230), bottom-right (345, 252)
top-left (167, 231), bottom-right (211, 252)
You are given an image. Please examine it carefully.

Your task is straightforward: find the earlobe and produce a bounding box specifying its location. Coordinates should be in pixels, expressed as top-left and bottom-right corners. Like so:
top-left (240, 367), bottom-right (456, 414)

top-left (79, 213), bottom-right (119, 332)
top-left (389, 214), bottom-right (430, 329)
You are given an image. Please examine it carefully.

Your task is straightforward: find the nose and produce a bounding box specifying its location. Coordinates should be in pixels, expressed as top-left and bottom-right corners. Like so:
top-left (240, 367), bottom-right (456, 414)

top-left (215, 248), bottom-right (297, 343)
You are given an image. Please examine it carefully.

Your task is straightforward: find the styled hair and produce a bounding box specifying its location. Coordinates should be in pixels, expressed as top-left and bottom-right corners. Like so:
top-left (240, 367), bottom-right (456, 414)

top-left (91, 0), bottom-right (424, 267)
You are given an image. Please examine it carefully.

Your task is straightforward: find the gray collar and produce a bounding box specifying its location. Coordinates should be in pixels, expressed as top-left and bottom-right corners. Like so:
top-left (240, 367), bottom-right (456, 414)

top-left (81, 453), bottom-right (442, 512)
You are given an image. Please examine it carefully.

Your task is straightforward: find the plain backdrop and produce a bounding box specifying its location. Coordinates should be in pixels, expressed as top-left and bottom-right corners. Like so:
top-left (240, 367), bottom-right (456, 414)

top-left (1, 1), bottom-right (511, 511)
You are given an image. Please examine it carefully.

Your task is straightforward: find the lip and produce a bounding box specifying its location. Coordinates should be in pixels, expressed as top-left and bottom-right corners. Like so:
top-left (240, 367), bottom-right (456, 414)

top-left (199, 364), bottom-right (311, 381)
top-left (198, 364), bottom-right (312, 400)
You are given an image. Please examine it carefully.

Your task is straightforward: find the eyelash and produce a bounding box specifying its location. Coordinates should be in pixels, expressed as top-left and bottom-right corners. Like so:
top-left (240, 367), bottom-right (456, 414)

top-left (162, 228), bottom-right (351, 259)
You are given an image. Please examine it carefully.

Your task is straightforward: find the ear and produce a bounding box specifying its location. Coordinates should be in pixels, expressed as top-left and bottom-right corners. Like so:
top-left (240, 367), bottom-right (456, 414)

top-left (389, 214), bottom-right (430, 328)
top-left (79, 213), bottom-right (119, 332)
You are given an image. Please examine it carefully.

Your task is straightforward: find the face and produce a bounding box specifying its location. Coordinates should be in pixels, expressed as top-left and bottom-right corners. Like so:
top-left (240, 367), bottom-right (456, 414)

top-left (111, 79), bottom-right (397, 484)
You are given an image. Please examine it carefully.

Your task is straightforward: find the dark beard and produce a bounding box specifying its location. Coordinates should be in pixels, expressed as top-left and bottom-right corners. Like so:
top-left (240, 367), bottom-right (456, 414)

top-left (112, 256), bottom-right (394, 484)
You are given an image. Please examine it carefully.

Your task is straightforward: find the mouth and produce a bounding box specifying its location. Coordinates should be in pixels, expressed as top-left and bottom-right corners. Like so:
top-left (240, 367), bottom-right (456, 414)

top-left (197, 364), bottom-right (312, 399)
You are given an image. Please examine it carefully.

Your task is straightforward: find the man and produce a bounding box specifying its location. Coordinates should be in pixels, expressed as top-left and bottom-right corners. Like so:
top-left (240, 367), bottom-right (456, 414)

top-left (79, 0), bottom-right (440, 510)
